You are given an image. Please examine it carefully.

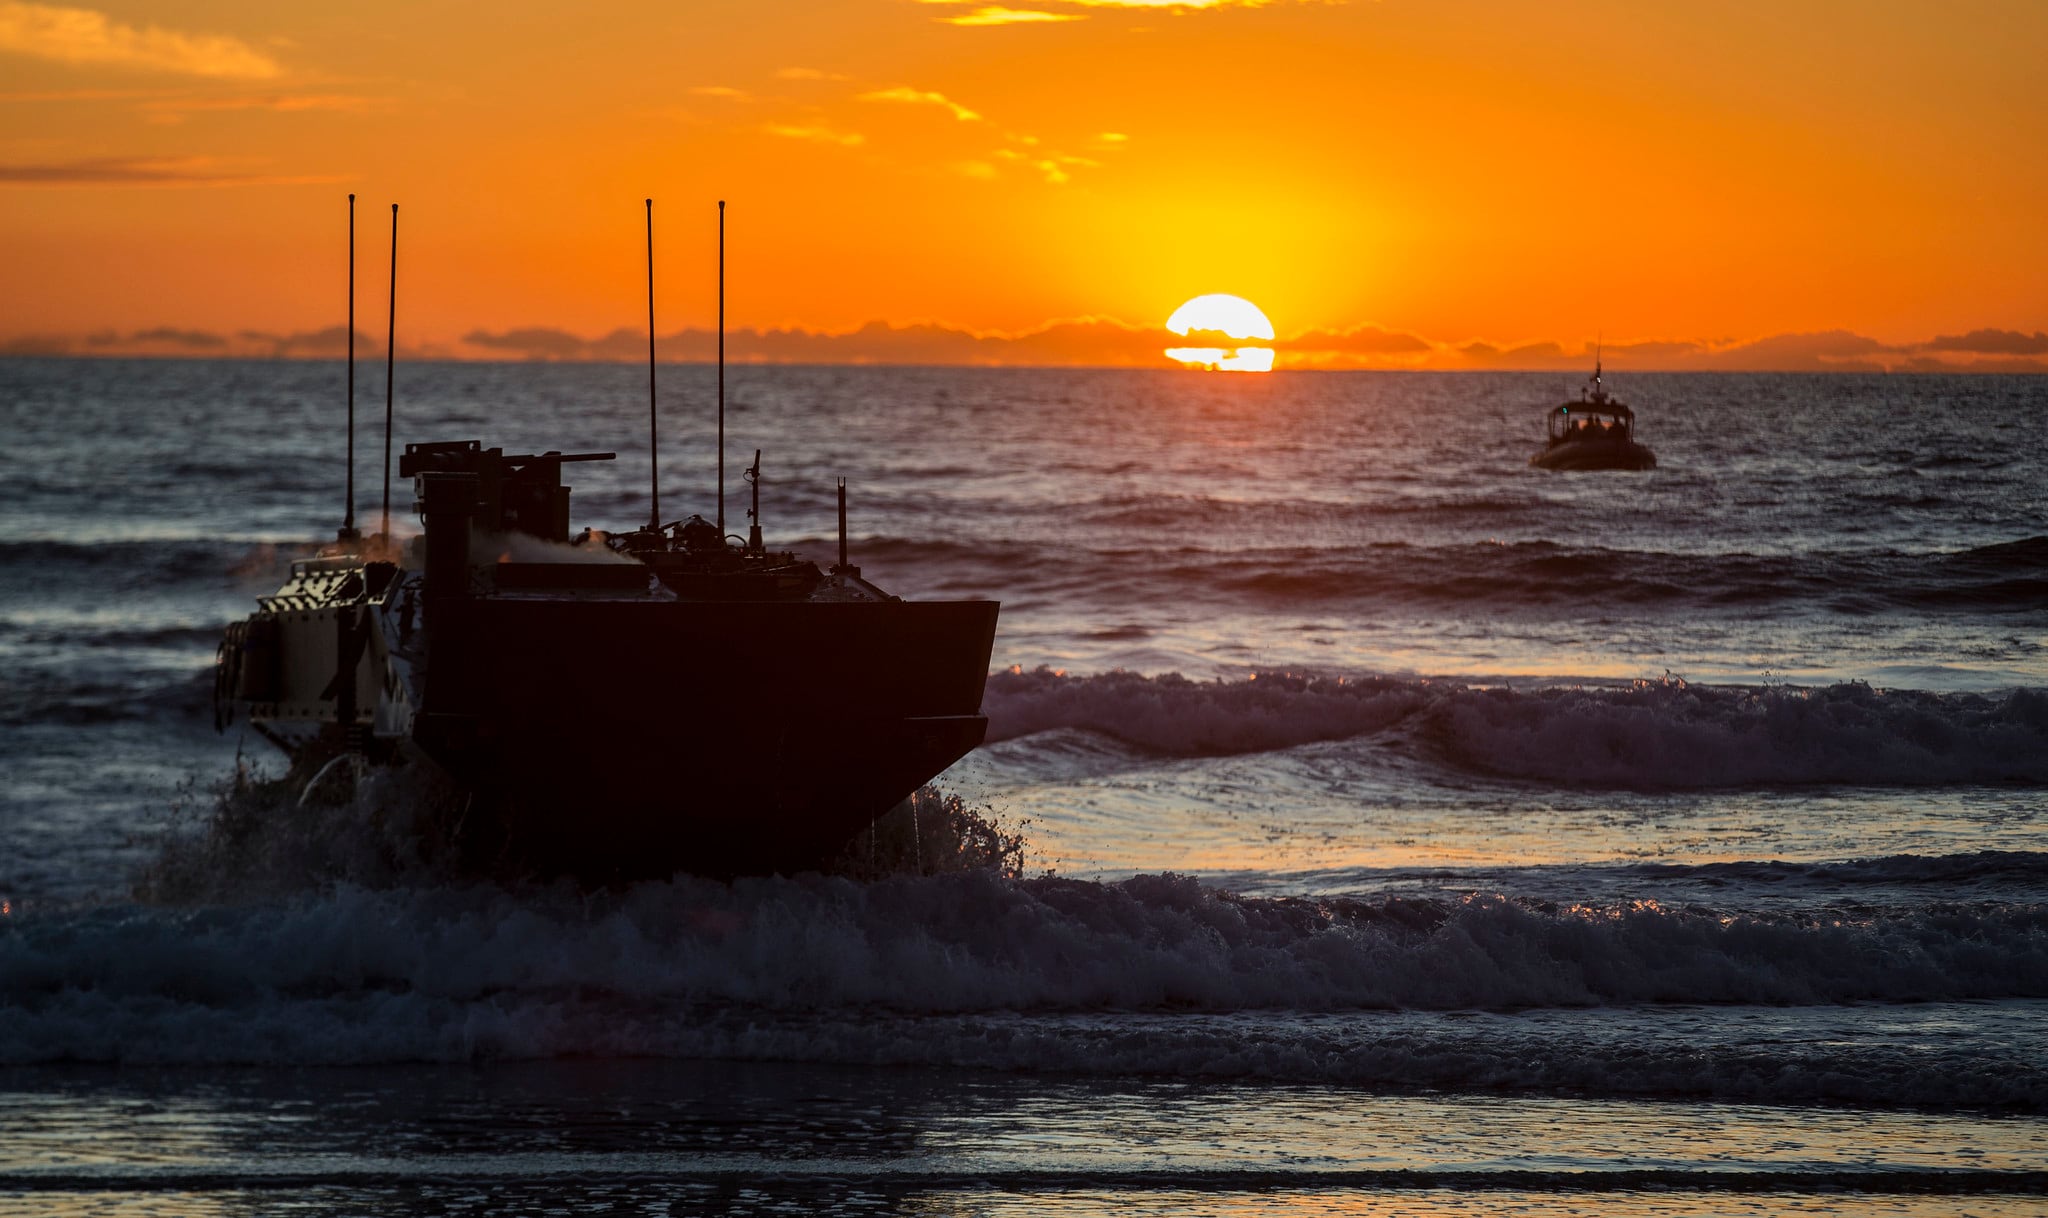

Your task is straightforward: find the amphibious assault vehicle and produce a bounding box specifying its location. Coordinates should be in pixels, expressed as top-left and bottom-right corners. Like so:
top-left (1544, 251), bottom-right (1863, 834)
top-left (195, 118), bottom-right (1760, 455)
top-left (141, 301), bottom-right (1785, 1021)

top-left (214, 196), bottom-right (997, 878)
top-left (215, 441), bottom-right (997, 877)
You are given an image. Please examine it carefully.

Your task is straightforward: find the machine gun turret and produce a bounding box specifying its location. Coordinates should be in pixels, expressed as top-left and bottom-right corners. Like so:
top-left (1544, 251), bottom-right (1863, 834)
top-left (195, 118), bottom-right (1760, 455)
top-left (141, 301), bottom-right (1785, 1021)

top-left (398, 441), bottom-right (615, 542)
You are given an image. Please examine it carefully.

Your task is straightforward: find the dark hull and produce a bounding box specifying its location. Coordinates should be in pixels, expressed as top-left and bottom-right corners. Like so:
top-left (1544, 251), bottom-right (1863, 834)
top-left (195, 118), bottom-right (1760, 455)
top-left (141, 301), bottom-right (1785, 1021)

top-left (415, 597), bottom-right (999, 878)
top-left (1530, 439), bottom-right (1657, 471)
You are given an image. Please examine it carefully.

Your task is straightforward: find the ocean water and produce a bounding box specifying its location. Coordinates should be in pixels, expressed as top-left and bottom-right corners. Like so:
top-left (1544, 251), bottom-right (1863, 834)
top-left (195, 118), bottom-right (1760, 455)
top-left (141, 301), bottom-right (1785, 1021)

top-left (1, 358), bottom-right (2044, 1214)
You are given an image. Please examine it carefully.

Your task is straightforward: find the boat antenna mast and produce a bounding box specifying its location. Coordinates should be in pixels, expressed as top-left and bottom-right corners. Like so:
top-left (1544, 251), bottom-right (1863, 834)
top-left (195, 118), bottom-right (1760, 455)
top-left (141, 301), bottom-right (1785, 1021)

top-left (341, 193), bottom-right (358, 542)
top-left (745, 449), bottom-right (762, 553)
top-left (379, 202), bottom-right (397, 540)
top-left (833, 477), bottom-right (858, 578)
top-left (646, 198), bottom-right (660, 532)
top-left (717, 198), bottom-right (725, 535)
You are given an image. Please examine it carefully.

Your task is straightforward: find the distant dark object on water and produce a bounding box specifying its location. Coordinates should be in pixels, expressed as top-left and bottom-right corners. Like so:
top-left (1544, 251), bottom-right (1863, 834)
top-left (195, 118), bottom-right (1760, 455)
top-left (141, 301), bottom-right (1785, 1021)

top-left (1530, 356), bottom-right (1658, 471)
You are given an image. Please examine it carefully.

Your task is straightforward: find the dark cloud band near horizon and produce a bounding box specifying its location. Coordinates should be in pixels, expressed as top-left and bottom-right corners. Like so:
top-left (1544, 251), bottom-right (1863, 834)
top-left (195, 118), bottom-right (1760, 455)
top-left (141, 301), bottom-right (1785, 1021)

top-left (5, 321), bottom-right (2047, 372)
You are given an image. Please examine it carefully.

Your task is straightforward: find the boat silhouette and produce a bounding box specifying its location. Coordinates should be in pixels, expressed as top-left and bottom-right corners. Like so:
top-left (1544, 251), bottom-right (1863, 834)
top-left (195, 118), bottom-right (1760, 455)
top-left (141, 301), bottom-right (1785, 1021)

top-left (1530, 353), bottom-right (1658, 471)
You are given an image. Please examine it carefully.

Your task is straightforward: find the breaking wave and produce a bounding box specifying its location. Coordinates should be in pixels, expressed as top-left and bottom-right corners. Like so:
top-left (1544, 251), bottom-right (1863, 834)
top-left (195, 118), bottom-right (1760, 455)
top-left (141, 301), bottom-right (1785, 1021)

top-left (4, 869), bottom-right (2044, 1084)
top-left (1633, 849), bottom-right (2048, 888)
top-left (983, 669), bottom-right (2048, 787)
top-left (984, 669), bottom-right (1430, 754)
top-left (855, 534), bottom-right (2048, 615)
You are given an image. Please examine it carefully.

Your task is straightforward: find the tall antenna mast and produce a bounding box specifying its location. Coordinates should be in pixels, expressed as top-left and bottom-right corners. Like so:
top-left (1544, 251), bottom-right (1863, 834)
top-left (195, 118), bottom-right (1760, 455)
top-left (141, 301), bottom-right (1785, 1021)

top-left (745, 448), bottom-right (762, 553)
top-left (380, 202), bottom-right (397, 538)
top-left (717, 198), bottom-right (726, 534)
top-left (342, 193), bottom-right (356, 540)
top-left (646, 198), bottom-right (660, 531)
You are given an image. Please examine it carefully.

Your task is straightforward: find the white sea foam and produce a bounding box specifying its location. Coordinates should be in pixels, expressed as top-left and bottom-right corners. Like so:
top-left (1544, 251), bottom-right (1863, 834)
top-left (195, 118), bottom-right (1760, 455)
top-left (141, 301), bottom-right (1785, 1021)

top-left (4, 870), bottom-right (2043, 1075)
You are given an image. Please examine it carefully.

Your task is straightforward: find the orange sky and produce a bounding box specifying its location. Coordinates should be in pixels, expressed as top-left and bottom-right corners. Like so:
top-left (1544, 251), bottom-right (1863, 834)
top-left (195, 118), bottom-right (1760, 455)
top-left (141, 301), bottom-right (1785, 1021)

top-left (3, 0), bottom-right (2045, 368)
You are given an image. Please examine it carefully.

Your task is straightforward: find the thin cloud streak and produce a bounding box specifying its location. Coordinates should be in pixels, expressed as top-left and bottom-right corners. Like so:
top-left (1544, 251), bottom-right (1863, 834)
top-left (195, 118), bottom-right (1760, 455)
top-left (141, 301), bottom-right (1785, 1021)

top-left (0, 155), bottom-right (339, 187)
top-left (0, 86), bottom-right (155, 101)
top-left (763, 123), bottom-right (864, 147)
top-left (0, 87), bottom-right (381, 121)
top-left (689, 69), bottom-right (1094, 188)
top-left (936, 7), bottom-right (1085, 26)
top-left (1925, 329), bottom-right (2048, 355)
top-left (858, 86), bottom-right (982, 122)
top-left (922, 0), bottom-right (1298, 21)
top-left (4, 325), bottom-right (382, 358)
top-left (992, 146), bottom-right (1098, 184)
top-left (0, 2), bottom-right (282, 80)
top-left (1053, 0), bottom-right (1279, 7)
top-left (137, 93), bottom-right (384, 123)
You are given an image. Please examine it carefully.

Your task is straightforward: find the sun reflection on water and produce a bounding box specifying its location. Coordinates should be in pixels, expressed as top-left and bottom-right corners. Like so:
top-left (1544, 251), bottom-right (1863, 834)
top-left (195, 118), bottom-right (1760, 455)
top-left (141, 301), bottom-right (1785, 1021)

top-left (1167, 294), bottom-right (1276, 372)
top-left (1164, 345), bottom-right (1277, 372)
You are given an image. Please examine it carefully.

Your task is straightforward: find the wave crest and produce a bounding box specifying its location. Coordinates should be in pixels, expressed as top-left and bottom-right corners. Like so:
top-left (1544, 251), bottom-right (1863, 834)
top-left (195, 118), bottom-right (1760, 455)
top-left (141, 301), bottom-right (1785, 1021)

top-left (985, 669), bottom-right (1427, 754)
top-left (4, 869), bottom-right (2043, 1067)
top-left (984, 669), bottom-right (2048, 787)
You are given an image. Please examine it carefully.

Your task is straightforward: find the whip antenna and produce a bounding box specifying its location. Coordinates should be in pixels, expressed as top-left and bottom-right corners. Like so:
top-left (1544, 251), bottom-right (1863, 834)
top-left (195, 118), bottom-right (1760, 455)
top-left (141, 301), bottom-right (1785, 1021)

top-left (342, 193), bottom-right (357, 540)
top-left (745, 448), bottom-right (762, 554)
top-left (646, 198), bottom-right (659, 531)
top-left (380, 202), bottom-right (397, 539)
top-left (717, 199), bottom-right (725, 534)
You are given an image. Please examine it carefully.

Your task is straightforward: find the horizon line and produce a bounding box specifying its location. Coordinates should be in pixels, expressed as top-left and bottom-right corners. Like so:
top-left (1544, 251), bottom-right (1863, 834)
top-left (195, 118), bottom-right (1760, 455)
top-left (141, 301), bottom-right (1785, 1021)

top-left (8, 353), bottom-right (2047, 376)
top-left (5, 318), bottom-right (2047, 374)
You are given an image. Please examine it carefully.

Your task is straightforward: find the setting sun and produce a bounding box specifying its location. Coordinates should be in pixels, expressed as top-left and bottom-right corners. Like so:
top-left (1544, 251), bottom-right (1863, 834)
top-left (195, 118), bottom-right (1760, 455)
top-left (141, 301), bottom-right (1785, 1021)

top-left (1165, 294), bottom-right (1276, 372)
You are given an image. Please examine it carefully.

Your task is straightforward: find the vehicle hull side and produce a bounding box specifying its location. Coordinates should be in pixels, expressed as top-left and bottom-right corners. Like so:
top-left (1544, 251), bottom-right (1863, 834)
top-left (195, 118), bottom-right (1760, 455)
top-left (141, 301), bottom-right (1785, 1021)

top-left (415, 596), bottom-right (999, 876)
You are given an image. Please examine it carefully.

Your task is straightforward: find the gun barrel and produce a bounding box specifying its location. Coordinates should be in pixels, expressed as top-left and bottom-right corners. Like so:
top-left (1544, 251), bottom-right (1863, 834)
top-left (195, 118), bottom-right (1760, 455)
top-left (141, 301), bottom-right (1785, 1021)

top-left (499, 451), bottom-right (617, 464)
